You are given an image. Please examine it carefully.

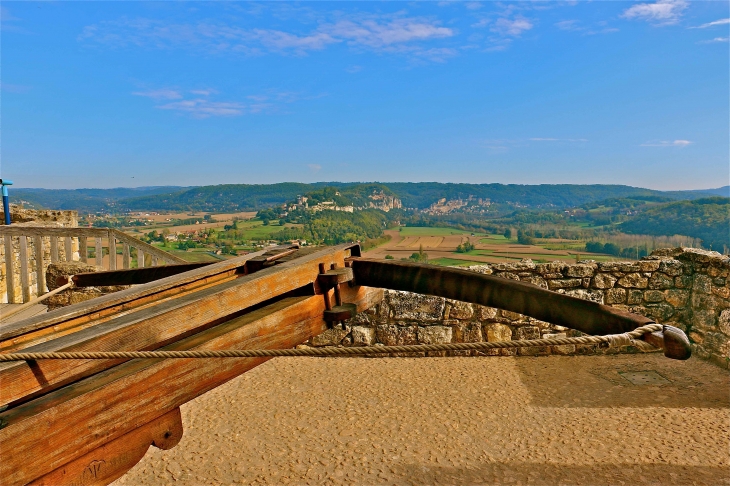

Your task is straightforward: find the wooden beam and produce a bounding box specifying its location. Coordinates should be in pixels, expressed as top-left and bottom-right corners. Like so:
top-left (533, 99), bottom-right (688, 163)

top-left (0, 245), bottom-right (357, 407)
top-left (50, 237), bottom-right (58, 264)
top-left (34, 236), bottom-right (45, 297)
top-left (0, 244), bottom-right (299, 343)
top-left (19, 236), bottom-right (31, 303)
top-left (95, 238), bottom-right (102, 268)
top-left (111, 230), bottom-right (186, 264)
top-left (28, 407), bottom-right (183, 486)
top-left (0, 287), bottom-right (381, 486)
top-left (64, 237), bottom-right (73, 263)
top-left (71, 263), bottom-right (213, 288)
top-left (79, 237), bottom-right (88, 264)
top-left (3, 236), bottom-right (15, 304)
top-left (108, 232), bottom-right (116, 271)
top-left (0, 227), bottom-right (108, 238)
top-left (122, 243), bottom-right (130, 270)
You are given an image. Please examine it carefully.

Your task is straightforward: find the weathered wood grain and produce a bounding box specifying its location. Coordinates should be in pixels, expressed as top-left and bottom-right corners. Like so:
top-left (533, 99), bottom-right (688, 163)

top-left (108, 233), bottom-right (116, 271)
top-left (64, 237), bottom-right (73, 263)
top-left (0, 244), bottom-right (307, 343)
top-left (19, 236), bottom-right (30, 303)
top-left (95, 238), bottom-right (103, 268)
top-left (50, 236), bottom-right (59, 264)
top-left (122, 243), bottom-right (130, 269)
top-left (3, 236), bottom-right (15, 303)
top-left (0, 286), bottom-right (381, 486)
top-left (0, 245), bottom-right (356, 407)
top-left (28, 407), bottom-right (183, 486)
top-left (34, 236), bottom-right (45, 296)
top-left (80, 236), bottom-right (88, 264)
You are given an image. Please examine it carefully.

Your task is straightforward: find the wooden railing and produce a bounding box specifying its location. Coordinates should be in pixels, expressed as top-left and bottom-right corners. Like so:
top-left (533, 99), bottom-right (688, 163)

top-left (0, 227), bottom-right (185, 304)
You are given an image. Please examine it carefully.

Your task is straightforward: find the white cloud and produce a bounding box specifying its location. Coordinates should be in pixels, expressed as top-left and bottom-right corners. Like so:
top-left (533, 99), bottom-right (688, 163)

top-left (555, 20), bottom-right (580, 31)
top-left (79, 15), bottom-right (454, 61)
top-left (132, 88), bottom-right (183, 100)
top-left (641, 139), bottom-right (693, 147)
top-left (157, 99), bottom-right (246, 118)
top-left (530, 138), bottom-right (588, 142)
top-left (190, 88), bottom-right (218, 96)
top-left (345, 65), bottom-right (363, 73)
top-left (621, 0), bottom-right (688, 25)
top-left (491, 17), bottom-right (533, 36)
top-left (471, 18), bottom-right (491, 28)
top-left (324, 18), bottom-right (453, 48)
top-left (134, 87), bottom-right (302, 118)
top-left (692, 18), bottom-right (730, 29)
top-left (308, 164), bottom-right (322, 172)
top-left (698, 37), bottom-right (729, 44)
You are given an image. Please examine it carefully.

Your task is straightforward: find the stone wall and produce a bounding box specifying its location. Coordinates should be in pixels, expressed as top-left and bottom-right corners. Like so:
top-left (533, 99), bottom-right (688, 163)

top-left (0, 207), bottom-right (78, 303)
top-left (306, 248), bottom-right (730, 368)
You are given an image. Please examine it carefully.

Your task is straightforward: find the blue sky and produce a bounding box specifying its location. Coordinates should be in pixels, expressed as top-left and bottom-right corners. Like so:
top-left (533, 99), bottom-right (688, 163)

top-left (1, 1), bottom-right (728, 190)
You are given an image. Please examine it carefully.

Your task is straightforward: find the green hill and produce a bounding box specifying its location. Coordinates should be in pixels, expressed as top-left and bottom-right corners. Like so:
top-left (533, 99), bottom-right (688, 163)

top-left (619, 197), bottom-right (730, 251)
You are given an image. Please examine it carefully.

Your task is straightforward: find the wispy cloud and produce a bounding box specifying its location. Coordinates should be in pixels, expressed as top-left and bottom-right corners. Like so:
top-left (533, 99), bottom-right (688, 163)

top-left (158, 99), bottom-right (246, 118)
top-left (691, 18), bottom-right (730, 29)
top-left (698, 37), bottom-right (729, 44)
top-left (530, 137), bottom-right (588, 142)
top-left (621, 0), bottom-right (688, 26)
top-left (640, 139), bottom-right (693, 147)
top-left (554, 19), bottom-right (618, 35)
top-left (133, 87), bottom-right (302, 118)
top-left (345, 65), bottom-right (363, 74)
top-left (79, 14), bottom-right (455, 61)
top-left (491, 17), bottom-right (533, 36)
top-left (308, 164), bottom-right (322, 173)
top-left (132, 88), bottom-right (183, 100)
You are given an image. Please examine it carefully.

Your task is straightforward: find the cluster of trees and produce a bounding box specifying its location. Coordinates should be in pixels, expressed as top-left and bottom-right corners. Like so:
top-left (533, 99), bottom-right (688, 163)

top-left (585, 241), bottom-right (651, 259)
top-left (619, 197), bottom-right (729, 251)
top-left (409, 245), bottom-right (429, 262)
top-left (455, 241), bottom-right (475, 253)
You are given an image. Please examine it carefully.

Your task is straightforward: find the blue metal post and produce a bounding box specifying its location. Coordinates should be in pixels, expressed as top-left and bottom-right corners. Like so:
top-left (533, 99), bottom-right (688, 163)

top-left (1, 180), bottom-right (13, 225)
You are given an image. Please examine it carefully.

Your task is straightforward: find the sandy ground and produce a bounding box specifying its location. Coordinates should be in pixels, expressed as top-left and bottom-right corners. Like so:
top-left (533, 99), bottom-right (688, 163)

top-left (116, 355), bottom-right (729, 485)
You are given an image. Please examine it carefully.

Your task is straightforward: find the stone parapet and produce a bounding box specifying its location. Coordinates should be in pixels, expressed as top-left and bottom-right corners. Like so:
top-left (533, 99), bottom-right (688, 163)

top-left (305, 248), bottom-right (730, 368)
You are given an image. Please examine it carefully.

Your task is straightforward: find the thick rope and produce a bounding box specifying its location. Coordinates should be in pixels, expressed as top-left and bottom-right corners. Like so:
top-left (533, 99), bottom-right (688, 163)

top-left (0, 324), bottom-right (662, 361)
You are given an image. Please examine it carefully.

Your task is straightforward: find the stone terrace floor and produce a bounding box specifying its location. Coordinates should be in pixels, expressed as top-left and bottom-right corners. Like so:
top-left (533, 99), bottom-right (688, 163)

top-left (116, 355), bottom-right (729, 486)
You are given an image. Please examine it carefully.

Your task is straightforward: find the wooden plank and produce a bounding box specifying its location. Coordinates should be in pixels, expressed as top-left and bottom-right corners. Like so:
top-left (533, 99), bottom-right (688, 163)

top-left (138, 249), bottom-right (145, 268)
top-left (0, 246), bottom-right (357, 408)
top-left (0, 245), bottom-right (294, 343)
top-left (0, 289), bottom-right (380, 486)
top-left (64, 237), bottom-right (73, 262)
top-left (108, 232), bottom-right (116, 271)
top-left (71, 263), bottom-right (212, 287)
top-left (18, 236), bottom-right (31, 303)
top-left (0, 304), bottom-right (48, 324)
top-left (95, 238), bottom-right (102, 268)
top-left (122, 244), bottom-right (130, 270)
top-left (0, 227), bottom-right (108, 238)
top-left (4, 236), bottom-right (15, 304)
top-left (34, 236), bottom-right (45, 296)
top-left (79, 237), bottom-right (88, 264)
top-left (50, 237), bottom-right (59, 264)
top-left (28, 407), bottom-right (183, 486)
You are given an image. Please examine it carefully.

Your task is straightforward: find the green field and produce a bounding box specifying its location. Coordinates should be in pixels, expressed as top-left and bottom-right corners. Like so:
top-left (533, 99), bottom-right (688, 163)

top-left (398, 226), bottom-right (484, 236)
top-left (479, 235), bottom-right (510, 244)
top-left (429, 257), bottom-right (484, 267)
